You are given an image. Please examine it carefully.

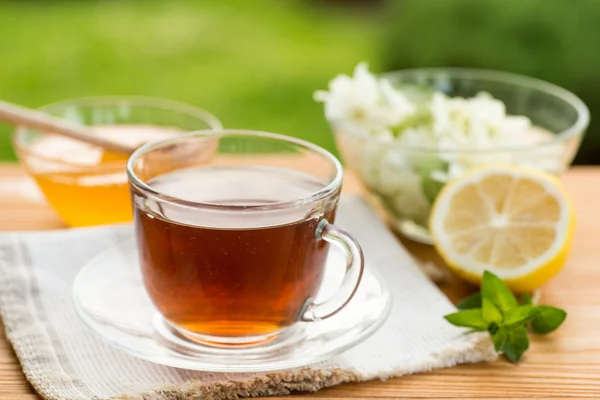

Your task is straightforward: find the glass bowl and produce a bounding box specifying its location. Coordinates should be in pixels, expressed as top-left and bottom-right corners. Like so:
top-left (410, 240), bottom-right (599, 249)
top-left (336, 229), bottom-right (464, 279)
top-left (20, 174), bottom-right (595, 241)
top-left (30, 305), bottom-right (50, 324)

top-left (13, 96), bottom-right (222, 227)
top-left (331, 68), bottom-right (589, 244)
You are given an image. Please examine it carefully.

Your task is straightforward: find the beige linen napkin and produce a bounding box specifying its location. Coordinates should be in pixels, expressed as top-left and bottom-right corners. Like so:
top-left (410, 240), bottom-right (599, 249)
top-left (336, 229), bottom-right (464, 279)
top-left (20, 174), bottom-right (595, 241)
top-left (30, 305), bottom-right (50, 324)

top-left (0, 195), bottom-right (495, 400)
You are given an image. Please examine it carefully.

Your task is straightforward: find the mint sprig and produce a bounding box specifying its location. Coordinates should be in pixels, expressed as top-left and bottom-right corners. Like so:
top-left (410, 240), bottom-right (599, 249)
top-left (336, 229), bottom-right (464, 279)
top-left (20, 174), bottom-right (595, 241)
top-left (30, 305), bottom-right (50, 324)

top-left (444, 271), bottom-right (567, 363)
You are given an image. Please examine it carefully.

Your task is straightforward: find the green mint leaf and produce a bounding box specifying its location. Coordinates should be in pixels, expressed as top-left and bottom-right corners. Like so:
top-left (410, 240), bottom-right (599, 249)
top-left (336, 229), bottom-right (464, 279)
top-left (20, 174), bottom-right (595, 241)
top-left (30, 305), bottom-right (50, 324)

top-left (421, 174), bottom-right (445, 204)
top-left (492, 328), bottom-right (507, 352)
top-left (520, 293), bottom-right (533, 305)
top-left (504, 305), bottom-right (539, 326)
top-left (531, 306), bottom-right (567, 334)
top-left (502, 325), bottom-right (529, 363)
top-left (456, 293), bottom-right (482, 310)
top-left (481, 271), bottom-right (518, 312)
top-left (444, 309), bottom-right (488, 330)
top-left (417, 157), bottom-right (447, 203)
top-left (482, 298), bottom-right (502, 323)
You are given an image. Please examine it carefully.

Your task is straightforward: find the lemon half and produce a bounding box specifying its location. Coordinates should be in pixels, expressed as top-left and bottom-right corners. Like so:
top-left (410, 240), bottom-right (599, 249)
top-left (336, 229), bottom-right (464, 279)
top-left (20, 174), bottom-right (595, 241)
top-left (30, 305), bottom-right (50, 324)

top-left (430, 166), bottom-right (575, 293)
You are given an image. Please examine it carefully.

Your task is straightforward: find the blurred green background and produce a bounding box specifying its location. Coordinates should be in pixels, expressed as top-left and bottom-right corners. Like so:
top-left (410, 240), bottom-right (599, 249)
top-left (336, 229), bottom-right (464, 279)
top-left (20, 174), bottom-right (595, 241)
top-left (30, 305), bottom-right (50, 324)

top-left (0, 0), bottom-right (380, 160)
top-left (1, 0), bottom-right (598, 164)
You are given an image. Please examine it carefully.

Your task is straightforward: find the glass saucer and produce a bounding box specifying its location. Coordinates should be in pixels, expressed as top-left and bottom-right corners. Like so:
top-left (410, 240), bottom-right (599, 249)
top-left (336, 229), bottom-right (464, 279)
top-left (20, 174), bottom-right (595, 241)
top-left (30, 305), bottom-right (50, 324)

top-left (73, 239), bottom-right (392, 372)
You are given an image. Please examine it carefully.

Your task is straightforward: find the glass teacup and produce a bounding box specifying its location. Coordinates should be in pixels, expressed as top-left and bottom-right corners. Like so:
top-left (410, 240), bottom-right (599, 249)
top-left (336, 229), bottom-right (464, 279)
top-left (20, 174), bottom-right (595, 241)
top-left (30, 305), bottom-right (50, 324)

top-left (127, 130), bottom-right (364, 347)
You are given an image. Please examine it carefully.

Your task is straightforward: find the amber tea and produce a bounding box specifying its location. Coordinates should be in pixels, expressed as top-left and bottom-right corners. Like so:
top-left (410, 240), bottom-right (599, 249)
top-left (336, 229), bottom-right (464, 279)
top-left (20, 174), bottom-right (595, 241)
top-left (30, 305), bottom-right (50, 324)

top-left (135, 166), bottom-right (336, 342)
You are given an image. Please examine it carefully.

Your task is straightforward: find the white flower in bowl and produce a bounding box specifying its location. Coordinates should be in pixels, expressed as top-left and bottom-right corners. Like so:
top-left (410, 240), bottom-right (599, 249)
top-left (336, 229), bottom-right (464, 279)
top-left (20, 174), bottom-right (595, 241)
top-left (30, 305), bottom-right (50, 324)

top-left (314, 63), bottom-right (414, 133)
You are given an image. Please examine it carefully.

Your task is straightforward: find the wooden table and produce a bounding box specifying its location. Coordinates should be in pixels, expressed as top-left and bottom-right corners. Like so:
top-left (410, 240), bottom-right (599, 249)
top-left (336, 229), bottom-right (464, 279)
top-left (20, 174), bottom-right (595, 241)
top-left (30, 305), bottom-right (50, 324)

top-left (1, 163), bottom-right (599, 399)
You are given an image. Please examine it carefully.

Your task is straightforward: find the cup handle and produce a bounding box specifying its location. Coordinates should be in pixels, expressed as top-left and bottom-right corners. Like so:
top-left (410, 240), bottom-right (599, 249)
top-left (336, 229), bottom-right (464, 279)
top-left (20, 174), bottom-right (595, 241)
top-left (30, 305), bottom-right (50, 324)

top-left (301, 219), bottom-right (364, 322)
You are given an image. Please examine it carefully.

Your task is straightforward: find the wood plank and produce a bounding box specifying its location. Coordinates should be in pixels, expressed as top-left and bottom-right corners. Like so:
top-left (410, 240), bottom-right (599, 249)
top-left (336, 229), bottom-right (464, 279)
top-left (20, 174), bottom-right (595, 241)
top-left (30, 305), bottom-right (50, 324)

top-left (0, 164), bottom-right (599, 399)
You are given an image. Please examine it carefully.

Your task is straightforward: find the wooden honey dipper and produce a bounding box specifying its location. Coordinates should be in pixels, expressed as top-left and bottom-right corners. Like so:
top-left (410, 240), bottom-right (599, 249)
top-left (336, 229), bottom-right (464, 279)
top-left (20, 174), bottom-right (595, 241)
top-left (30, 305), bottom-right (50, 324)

top-left (0, 99), bottom-right (220, 180)
top-left (0, 99), bottom-right (138, 155)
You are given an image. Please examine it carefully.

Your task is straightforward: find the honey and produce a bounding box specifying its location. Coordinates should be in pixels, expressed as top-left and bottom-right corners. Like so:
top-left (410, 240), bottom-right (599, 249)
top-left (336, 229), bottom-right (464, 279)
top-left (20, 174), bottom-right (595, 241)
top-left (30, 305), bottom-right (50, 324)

top-left (23, 125), bottom-right (177, 227)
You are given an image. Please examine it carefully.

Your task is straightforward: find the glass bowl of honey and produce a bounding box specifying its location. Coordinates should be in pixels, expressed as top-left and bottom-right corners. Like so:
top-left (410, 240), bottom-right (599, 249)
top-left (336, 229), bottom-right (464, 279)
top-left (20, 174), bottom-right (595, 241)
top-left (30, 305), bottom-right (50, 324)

top-left (13, 96), bottom-right (222, 227)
